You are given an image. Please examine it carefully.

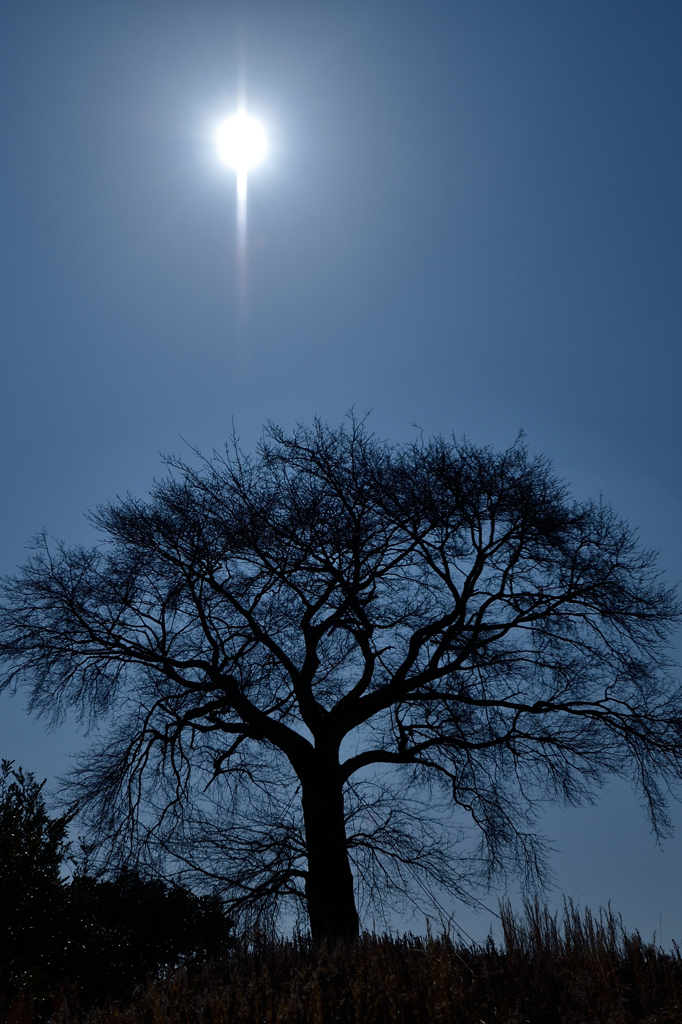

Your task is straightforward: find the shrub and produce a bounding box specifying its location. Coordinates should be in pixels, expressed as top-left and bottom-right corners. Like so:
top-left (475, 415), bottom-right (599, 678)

top-left (0, 762), bottom-right (232, 1007)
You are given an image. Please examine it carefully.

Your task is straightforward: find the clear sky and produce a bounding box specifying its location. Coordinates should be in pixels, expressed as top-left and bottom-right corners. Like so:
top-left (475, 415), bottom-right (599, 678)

top-left (1, 0), bottom-right (681, 943)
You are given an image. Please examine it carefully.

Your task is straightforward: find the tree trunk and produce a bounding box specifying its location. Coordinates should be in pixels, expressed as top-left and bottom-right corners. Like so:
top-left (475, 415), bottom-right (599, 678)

top-left (301, 770), bottom-right (359, 941)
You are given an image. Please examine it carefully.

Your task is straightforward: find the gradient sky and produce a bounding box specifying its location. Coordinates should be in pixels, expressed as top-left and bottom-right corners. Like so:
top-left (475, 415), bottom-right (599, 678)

top-left (1, 0), bottom-right (681, 943)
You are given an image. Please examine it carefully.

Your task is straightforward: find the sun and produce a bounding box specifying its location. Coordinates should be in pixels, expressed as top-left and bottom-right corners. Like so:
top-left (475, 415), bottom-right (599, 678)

top-left (216, 113), bottom-right (267, 172)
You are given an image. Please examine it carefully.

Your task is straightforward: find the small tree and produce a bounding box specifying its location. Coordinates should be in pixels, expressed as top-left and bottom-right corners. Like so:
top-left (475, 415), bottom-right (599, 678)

top-left (0, 761), bottom-right (70, 987)
top-left (1, 419), bottom-right (681, 940)
top-left (0, 760), bottom-right (231, 999)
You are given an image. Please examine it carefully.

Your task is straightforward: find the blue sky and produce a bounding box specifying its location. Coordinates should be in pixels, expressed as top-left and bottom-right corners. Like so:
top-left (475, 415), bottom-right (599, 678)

top-left (1, 0), bottom-right (681, 941)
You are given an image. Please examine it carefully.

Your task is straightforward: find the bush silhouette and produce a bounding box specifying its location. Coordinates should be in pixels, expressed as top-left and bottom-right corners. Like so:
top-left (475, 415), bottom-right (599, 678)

top-left (0, 761), bottom-right (232, 1004)
top-left (57, 868), bottom-right (232, 1001)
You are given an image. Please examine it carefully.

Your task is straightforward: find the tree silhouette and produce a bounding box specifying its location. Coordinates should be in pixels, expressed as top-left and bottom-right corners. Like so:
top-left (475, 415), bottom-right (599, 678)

top-left (0, 760), bottom-right (231, 1000)
top-left (0, 761), bottom-right (70, 988)
top-left (1, 419), bottom-right (681, 939)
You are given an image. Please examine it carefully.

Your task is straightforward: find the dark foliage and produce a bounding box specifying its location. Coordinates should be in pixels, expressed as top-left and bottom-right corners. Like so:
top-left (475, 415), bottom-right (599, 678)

top-left (1, 419), bottom-right (681, 939)
top-left (0, 763), bottom-right (232, 1006)
top-left (0, 760), bottom-right (71, 990)
top-left (53, 868), bottom-right (232, 1004)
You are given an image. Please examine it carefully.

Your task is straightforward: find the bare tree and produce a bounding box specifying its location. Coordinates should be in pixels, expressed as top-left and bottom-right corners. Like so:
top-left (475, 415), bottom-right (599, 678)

top-left (1, 419), bottom-right (681, 939)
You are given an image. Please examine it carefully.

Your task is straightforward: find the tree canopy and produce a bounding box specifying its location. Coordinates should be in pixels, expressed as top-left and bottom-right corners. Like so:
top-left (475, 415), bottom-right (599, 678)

top-left (1, 419), bottom-right (680, 939)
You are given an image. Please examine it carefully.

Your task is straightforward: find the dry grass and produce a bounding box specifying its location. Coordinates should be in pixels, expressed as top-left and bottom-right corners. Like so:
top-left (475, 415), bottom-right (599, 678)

top-left (5, 901), bottom-right (682, 1024)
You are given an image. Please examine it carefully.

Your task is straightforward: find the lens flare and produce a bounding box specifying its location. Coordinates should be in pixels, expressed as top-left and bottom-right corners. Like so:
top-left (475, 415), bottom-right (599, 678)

top-left (216, 111), bottom-right (267, 330)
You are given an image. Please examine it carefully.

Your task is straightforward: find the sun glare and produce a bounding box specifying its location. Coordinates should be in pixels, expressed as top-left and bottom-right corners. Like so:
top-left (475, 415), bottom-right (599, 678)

top-left (216, 113), bottom-right (267, 171)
